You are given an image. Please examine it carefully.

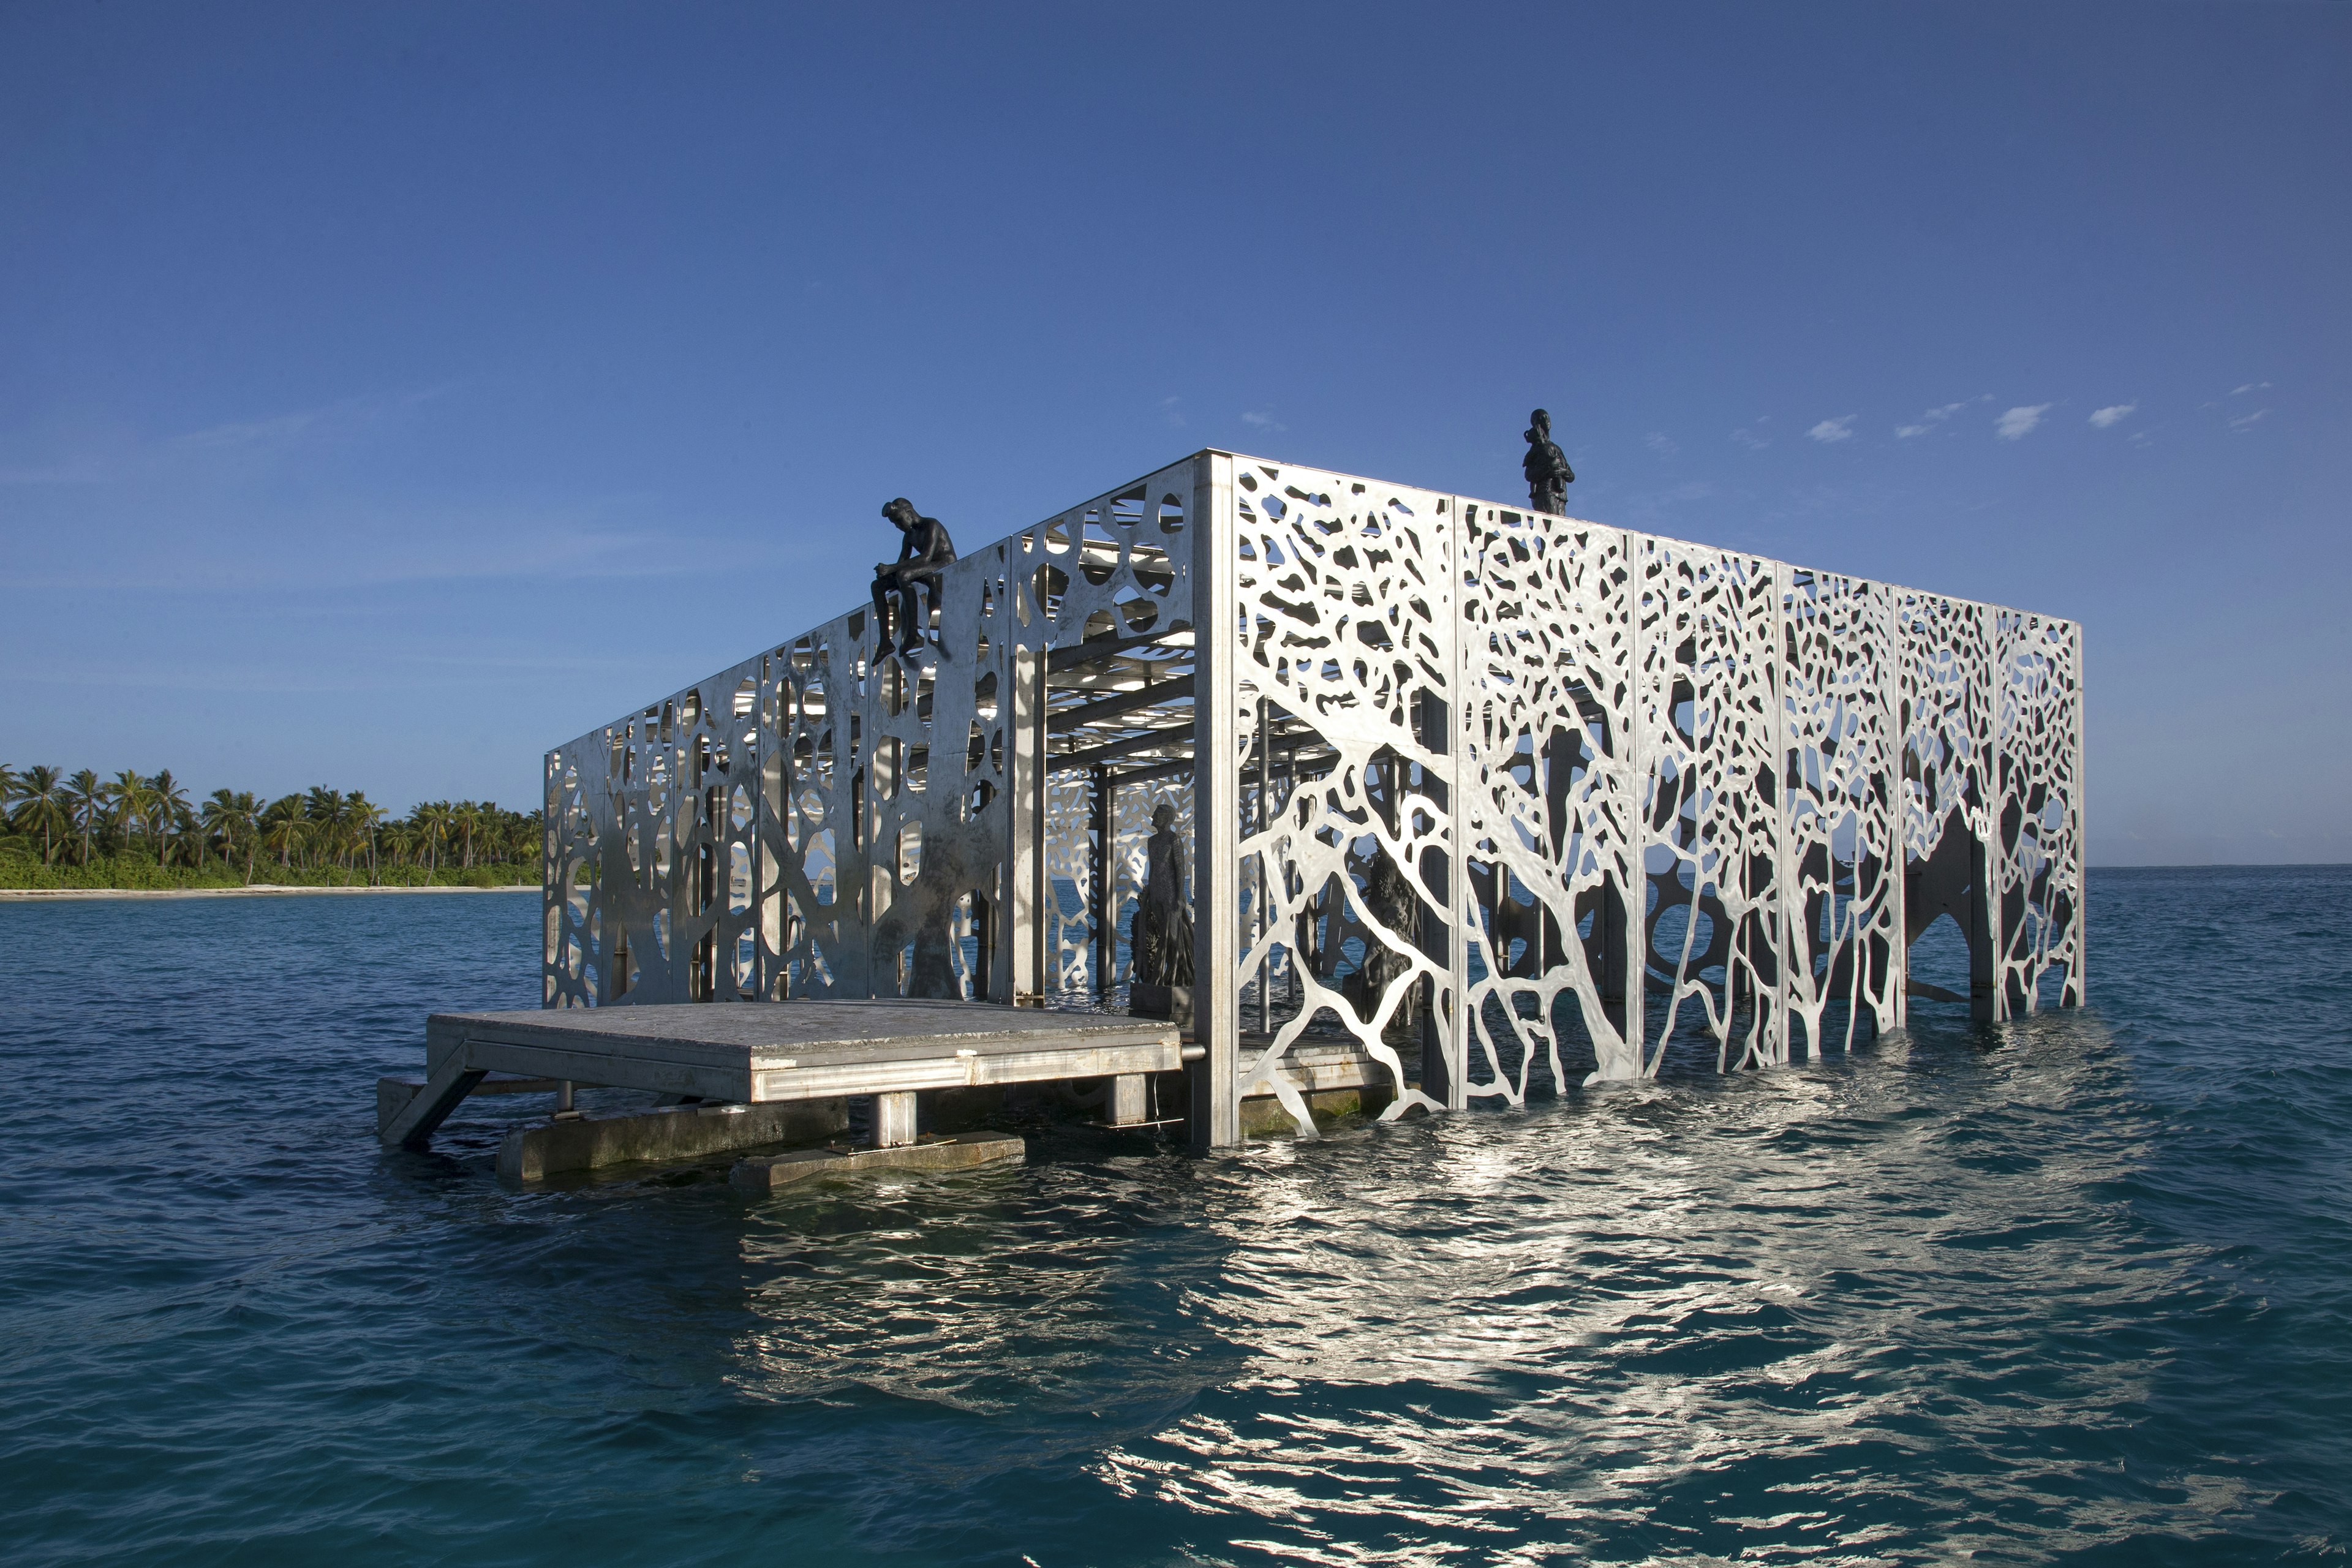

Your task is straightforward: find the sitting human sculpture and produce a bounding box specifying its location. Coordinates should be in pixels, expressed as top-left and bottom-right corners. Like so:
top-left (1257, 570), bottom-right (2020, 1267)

top-left (1133, 804), bottom-right (1195, 987)
top-left (870, 498), bottom-right (957, 659)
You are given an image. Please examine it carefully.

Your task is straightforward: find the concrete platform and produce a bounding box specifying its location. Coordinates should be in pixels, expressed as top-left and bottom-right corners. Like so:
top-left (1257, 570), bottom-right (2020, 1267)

top-left (730, 1131), bottom-right (1025, 1193)
top-left (381, 999), bottom-right (1185, 1160)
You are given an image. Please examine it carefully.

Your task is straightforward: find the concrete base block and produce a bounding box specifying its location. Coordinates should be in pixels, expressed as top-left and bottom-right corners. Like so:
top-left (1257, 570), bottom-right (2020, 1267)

top-left (1240, 1085), bottom-right (1393, 1137)
top-left (1107, 1072), bottom-right (1150, 1127)
top-left (496, 1098), bottom-right (850, 1184)
top-left (872, 1088), bottom-right (918, 1148)
top-left (729, 1131), bottom-right (1025, 1194)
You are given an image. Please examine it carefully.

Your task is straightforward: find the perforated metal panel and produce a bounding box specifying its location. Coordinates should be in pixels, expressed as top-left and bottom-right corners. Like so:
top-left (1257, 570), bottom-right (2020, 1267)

top-left (545, 448), bottom-right (2084, 1145)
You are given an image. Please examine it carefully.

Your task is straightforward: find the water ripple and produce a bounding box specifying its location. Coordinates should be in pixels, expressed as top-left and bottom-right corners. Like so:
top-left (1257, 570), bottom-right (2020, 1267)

top-left (2, 870), bottom-right (2350, 1564)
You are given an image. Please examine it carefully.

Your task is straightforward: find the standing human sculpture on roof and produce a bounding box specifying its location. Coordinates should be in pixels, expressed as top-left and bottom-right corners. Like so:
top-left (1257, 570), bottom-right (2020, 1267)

top-left (1523, 409), bottom-right (1575, 516)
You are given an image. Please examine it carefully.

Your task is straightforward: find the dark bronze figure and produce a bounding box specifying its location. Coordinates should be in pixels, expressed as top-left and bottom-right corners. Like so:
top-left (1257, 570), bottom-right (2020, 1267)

top-left (871, 498), bottom-right (957, 658)
top-left (1134, 804), bottom-right (1195, 987)
top-left (1523, 409), bottom-right (1575, 516)
top-left (1357, 845), bottom-right (1420, 1038)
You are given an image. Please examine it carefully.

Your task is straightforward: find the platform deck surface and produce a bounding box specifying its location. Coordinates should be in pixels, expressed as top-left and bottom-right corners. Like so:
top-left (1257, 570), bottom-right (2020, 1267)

top-left (426, 1000), bottom-right (1182, 1103)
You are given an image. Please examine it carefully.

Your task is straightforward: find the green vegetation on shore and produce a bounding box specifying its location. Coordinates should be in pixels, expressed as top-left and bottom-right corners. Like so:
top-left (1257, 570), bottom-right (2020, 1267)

top-left (0, 764), bottom-right (538, 891)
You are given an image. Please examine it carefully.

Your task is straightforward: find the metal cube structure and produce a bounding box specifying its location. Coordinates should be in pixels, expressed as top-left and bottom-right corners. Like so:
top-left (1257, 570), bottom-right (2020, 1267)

top-left (544, 450), bottom-right (2084, 1147)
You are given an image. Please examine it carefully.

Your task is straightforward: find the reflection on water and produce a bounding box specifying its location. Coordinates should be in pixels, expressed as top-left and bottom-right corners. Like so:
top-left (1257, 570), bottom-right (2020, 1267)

top-left (3, 873), bottom-right (2350, 1565)
top-left (701, 1007), bottom-right (2263, 1562)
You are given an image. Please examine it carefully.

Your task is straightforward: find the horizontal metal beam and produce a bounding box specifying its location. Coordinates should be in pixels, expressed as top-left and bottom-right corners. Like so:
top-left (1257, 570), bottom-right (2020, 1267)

top-left (1053, 723), bottom-right (1196, 771)
top-left (1047, 628), bottom-right (1191, 673)
top-left (1107, 736), bottom-right (1338, 790)
top-left (1109, 754), bottom-right (1201, 787)
top-left (1048, 674), bottom-right (1196, 734)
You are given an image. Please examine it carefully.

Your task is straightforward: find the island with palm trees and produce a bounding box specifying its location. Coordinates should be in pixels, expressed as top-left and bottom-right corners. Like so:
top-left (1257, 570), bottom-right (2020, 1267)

top-left (0, 763), bottom-right (539, 891)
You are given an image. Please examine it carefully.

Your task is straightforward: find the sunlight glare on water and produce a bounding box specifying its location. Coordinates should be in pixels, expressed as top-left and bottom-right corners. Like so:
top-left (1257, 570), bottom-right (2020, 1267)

top-left (1, 867), bottom-right (2348, 1564)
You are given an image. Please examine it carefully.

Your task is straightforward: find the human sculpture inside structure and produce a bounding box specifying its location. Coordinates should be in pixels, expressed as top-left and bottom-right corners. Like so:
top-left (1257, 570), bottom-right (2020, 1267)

top-left (1522, 408), bottom-right (1575, 516)
top-left (1134, 803), bottom-right (1195, 987)
top-left (870, 498), bottom-right (957, 658)
top-left (1359, 843), bottom-right (1420, 1036)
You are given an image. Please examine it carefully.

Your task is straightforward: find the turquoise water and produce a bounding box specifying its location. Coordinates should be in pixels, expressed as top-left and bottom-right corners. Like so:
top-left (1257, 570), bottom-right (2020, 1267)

top-left (2, 868), bottom-right (2347, 1564)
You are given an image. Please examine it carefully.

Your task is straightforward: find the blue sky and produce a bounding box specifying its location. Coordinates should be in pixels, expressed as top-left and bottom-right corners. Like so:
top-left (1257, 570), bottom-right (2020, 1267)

top-left (2, 2), bottom-right (2345, 864)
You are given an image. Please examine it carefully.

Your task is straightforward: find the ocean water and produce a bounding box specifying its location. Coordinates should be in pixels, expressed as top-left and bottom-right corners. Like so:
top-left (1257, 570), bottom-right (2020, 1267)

top-left (1, 867), bottom-right (2347, 1566)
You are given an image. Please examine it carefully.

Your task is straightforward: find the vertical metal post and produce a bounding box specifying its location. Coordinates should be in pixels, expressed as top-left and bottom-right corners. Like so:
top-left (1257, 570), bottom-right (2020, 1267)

top-left (1036, 648), bottom-right (1050, 1000)
top-left (1256, 696), bottom-right (1270, 1038)
top-left (1970, 605), bottom-right (1999, 1023)
top-left (1617, 528), bottom-right (1647, 1076)
top-left (1417, 684), bottom-right (1460, 1109)
top-left (1884, 587), bottom-right (1909, 1032)
top-left (1006, 644), bottom-right (1047, 1005)
top-left (1989, 611), bottom-right (2011, 1021)
top-left (541, 751), bottom-right (560, 1006)
top-left (1090, 764), bottom-right (1111, 998)
top-left (1190, 451), bottom-right (1240, 1148)
top-left (1446, 499), bottom-right (1469, 1109)
top-left (1768, 560), bottom-right (1792, 1063)
top-left (2068, 622), bottom-right (2086, 1007)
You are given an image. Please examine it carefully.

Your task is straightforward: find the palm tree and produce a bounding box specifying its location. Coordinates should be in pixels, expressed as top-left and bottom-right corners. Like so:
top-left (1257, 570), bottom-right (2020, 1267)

top-left (302, 788), bottom-right (339, 865)
top-left (201, 790), bottom-right (255, 880)
top-left (232, 791), bottom-right (262, 881)
top-left (455, 801), bottom-right (486, 869)
top-left (413, 801), bottom-right (452, 874)
top-left (149, 771), bottom-right (191, 865)
top-left (104, 770), bottom-right (149, 858)
top-left (0, 764), bottom-right (17, 810)
top-left (10, 766), bottom-right (69, 864)
top-left (348, 794), bottom-right (387, 883)
top-left (260, 794), bottom-right (307, 870)
top-left (62, 770), bottom-right (101, 865)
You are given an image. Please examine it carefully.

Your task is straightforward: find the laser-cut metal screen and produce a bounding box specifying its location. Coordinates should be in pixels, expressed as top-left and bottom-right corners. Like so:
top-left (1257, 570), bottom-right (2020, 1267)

top-left (545, 450), bottom-right (2084, 1145)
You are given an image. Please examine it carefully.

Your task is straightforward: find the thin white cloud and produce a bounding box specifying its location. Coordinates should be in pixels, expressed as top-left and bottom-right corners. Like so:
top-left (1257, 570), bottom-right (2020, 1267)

top-left (2228, 408), bottom-right (2268, 429)
top-left (1807, 416), bottom-right (1856, 444)
top-left (0, 523), bottom-right (693, 595)
top-left (170, 385), bottom-right (451, 453)
top-left (1996, 404), bottom-right (2051, 440)
top-left (1240, 410), bottom-right (1285, 432)
top-left (1159, 395), bottom-right (1186, 429)
top-left (171, 409), bottom-right (322, 451)
top-left (2231, 382), bottom-right (2272, 397)
top-left (1895, 396), bottom-right (1990, 439)
top-left (4, 384), bottom-right (453, 486)
top-left (1731, 426), bottom-right (1768, 451)
top-left (0, 457), bottom-right (108, 486)
top-left (1645, 431), bottom-right (1678, 456)
top-left (2089, 403), bottom-right (2137, 429)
